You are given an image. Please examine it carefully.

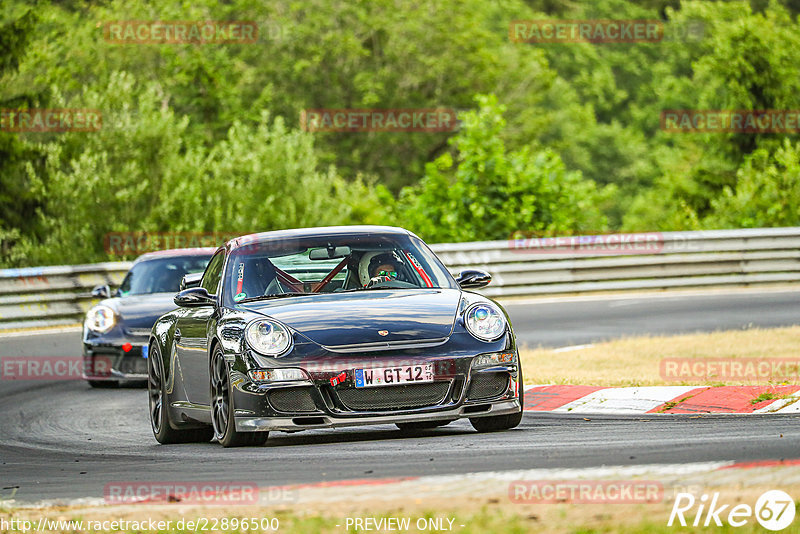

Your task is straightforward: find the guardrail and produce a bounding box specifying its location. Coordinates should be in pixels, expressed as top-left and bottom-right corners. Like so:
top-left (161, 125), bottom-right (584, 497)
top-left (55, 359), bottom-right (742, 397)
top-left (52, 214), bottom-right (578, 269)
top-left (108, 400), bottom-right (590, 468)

top-left (1, 227), bottom-right (799, 330)
top-left (0, 262), bottom-right (132, 330)
top-left (434, 227), bottom-right (800, 297)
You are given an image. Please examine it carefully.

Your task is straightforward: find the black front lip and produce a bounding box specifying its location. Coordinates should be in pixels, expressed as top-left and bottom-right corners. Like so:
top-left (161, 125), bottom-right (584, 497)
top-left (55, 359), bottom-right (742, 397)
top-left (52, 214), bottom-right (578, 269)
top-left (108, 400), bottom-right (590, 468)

top-left (235, 399), bottom-right (522, 432)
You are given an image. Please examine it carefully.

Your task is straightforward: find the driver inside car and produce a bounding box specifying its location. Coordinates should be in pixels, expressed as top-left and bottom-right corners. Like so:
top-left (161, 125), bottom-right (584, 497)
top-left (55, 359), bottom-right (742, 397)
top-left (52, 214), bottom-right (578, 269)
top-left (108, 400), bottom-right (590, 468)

top-left (363, 252), bottom-right (403, 288)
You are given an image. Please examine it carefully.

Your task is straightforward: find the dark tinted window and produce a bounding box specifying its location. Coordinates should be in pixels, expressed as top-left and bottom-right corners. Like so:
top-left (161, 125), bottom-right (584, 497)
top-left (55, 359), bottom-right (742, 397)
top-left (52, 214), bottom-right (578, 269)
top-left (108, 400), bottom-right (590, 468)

top-left (118, 255), bottom-right (212, 296)
top-left (201, 250), bottom-right (226, 295)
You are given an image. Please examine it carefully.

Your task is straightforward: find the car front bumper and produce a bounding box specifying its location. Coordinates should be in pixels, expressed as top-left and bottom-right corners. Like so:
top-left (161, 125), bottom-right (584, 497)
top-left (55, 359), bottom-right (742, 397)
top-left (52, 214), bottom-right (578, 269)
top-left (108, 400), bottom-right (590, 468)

top-left (227, 355), bottom-right (521, 432)
top-left (82, 339), bottom-right (149, 382)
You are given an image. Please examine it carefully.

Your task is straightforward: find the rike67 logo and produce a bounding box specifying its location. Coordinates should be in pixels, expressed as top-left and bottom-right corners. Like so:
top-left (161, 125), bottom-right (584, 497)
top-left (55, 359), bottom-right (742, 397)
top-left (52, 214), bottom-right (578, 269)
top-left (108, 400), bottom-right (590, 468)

top-left (669, 490), bottom-right (796, 531)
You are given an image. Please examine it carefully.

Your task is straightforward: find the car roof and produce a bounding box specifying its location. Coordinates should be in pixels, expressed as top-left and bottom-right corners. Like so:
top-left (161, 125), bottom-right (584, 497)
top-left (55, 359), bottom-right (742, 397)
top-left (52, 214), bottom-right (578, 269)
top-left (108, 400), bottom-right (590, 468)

top-left (228, 225), bottom-right (413, 250)
top-left (134, 247), bottom-right (218, 262)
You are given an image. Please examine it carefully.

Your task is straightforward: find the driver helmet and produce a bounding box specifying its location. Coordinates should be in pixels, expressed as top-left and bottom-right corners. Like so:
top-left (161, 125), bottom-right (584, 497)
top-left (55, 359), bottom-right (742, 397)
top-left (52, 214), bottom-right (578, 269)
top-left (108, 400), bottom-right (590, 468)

top-left (358, 251), bottom-right (404, 286)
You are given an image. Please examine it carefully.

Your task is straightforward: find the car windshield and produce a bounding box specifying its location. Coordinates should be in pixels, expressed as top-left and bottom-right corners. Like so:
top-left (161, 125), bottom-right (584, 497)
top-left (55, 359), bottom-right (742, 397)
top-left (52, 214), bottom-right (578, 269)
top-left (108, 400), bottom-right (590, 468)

top-left (224, 233), bottom-right (456, 304)
top-left (118, 255), bottom-right (212, 296)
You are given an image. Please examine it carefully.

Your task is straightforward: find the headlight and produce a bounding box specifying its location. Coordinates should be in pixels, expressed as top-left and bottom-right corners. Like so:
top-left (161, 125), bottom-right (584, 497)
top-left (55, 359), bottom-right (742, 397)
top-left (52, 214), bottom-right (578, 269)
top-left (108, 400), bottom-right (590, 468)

top-left (245, 319), bottom-right (293, 356)
top-left (85, 305), bottom-right (116, 333)
top-left (464, 303), bottom-right (506, 341)
top-left (249, 368), bottom-right (307, 382)
top-left (472, 352), bottom-right (516, 368)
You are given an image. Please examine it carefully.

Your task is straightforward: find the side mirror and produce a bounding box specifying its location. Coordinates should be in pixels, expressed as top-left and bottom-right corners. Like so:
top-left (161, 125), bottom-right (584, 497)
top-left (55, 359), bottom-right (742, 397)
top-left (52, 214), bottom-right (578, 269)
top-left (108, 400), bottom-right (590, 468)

top-left (91, 284), bottom-right (111, 299)
top-left (174, 287), bottom-right (215, 307)
top-left (180, 272), bottom-right (203, 290)
top-left (455, 269), bottom-right (492, 289)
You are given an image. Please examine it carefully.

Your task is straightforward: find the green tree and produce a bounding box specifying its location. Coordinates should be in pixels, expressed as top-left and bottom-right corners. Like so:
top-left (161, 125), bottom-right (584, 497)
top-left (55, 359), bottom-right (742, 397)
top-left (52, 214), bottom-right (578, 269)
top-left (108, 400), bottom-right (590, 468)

top-left (8, 72), bottom-right (382, 266)
top-left (705, 139), bottom-right (800, 228)
top-left (624, 0), bottom-right (800, 230)
top-left (0, 8), bottom-right (45, 263)
top-left (396, 95), bottom-right (609, 243)
top-left (9, 0), bottom-right (556, 191)
top-left (150, 111), bottom-right (385, 235)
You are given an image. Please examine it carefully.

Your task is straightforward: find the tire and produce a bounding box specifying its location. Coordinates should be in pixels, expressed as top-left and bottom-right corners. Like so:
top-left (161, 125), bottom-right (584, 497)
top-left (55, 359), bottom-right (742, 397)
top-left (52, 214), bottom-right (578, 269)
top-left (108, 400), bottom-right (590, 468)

top-left (396, 420), bottom-right (454, 431)
top-left (210, 347), bottom-right (268, 447)
top-left (148, 343), bottom-right (213, 444)
top-left (469, 371), bottom-right (524, 433)
top-left (88, 380), bottom-right (119, 388)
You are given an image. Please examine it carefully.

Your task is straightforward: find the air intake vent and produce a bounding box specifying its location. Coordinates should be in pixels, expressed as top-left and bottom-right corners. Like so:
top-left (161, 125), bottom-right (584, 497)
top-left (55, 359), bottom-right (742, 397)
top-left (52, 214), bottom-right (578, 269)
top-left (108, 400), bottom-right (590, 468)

top-left (337, 382), bottom-right (450, 411)
top-left (268, 387), bottom-right (317, 412)
top-left (466, 372), bottom-right (508, 401)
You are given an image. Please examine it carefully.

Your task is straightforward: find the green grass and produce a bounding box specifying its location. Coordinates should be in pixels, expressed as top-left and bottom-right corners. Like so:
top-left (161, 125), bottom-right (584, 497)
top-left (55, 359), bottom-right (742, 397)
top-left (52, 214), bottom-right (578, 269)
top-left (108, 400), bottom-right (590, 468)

top-left (750, 392), bottom-right (790, 405)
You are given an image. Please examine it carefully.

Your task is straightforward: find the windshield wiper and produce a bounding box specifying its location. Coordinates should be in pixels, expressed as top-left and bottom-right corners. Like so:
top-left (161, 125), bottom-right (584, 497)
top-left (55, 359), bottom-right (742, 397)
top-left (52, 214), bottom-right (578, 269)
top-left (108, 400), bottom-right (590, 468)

top-left (236, 292), bottom-right (308, 303)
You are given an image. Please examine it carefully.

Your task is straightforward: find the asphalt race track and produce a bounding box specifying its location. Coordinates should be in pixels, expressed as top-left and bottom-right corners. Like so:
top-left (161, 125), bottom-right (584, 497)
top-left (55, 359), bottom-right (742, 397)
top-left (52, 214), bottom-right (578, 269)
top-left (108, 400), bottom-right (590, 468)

top-left (2, 288), bottom-right (799, 504)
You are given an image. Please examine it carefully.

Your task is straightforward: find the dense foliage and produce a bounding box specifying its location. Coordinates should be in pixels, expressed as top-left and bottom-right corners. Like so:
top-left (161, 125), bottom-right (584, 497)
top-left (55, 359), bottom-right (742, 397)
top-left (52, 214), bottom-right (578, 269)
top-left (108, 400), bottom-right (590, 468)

top-left (2, 0), bottom-right (799, 265)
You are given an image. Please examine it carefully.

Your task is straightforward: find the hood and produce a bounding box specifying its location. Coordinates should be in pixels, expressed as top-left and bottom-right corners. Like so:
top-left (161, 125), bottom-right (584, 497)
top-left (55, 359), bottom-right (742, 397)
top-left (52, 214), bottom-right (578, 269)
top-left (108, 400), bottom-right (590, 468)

top-left (104, 293), bottom-right (179, 332)
top-left (238, 289), bottom-right (461, 350)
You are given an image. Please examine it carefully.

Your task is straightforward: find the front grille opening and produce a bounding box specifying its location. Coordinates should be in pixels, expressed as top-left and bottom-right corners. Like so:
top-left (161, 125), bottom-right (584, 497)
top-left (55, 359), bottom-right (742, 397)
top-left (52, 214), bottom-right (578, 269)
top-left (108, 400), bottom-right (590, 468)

top-left (268, 387), bottom-right (317, 413)
top-left (337, 381), bottom-right (451, 411)
top-left (463, 404), bottom-right (491, 414)
top-left (466, 372), bottom-right (509, 401)
top-left (118, 357), bottom-right (148, 375)
top-left (292, 417), bottom-right (326, 425)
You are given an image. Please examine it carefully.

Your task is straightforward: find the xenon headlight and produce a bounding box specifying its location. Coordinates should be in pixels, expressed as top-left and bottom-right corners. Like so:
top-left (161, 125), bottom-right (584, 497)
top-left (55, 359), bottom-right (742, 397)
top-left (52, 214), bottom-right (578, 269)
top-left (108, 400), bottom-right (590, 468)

top-left (85, 305), bottom-right (116, 334)
top-left (245, 319), bottom-right (293, 357)
top-left (464, 303), bottom-right (506, 341)
top-left (249, 368), bottom-right (307, 382)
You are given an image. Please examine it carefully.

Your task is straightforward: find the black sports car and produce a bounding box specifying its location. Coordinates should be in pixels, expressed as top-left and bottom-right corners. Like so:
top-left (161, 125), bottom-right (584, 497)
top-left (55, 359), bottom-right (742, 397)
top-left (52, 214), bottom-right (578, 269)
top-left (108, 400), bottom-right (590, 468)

top-left (82, 248), bottom-right (215, 387)
top-left (148, 226), bottom-right (523, 446)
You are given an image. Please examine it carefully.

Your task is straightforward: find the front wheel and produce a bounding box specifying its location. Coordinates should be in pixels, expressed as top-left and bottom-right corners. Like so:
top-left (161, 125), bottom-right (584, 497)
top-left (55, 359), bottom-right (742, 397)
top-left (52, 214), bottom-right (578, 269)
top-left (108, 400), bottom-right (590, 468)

top-left (149, 343), bottom-right (213, 444)
top-left (210, 348), bottom-right (268, 447)
top-left (469, 373), bottom-right (524, 433)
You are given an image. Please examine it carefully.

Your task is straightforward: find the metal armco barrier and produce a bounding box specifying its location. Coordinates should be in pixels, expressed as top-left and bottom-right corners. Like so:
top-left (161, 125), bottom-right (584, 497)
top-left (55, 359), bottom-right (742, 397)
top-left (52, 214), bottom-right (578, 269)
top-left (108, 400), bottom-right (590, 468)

top-left (1, 227), bottom-right (799, 330)
top-left (0, 262), bottom-right (131, 330)
top-left (434, 227), bottom-right (800, 297)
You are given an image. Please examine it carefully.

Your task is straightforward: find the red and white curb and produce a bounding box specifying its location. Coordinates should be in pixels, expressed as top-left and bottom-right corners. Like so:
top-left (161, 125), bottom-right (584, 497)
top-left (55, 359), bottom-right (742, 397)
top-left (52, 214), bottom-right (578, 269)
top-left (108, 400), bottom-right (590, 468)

top-left (523, 384), bottom-right (800, 414)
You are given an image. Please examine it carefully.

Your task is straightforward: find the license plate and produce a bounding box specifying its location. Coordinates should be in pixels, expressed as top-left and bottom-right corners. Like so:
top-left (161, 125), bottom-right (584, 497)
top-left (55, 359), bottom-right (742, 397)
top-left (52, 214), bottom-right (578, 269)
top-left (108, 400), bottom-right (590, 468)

top-left (354, 364), bottom-right (433, 388)
top-left (141, 345), bottom-right (148, 359)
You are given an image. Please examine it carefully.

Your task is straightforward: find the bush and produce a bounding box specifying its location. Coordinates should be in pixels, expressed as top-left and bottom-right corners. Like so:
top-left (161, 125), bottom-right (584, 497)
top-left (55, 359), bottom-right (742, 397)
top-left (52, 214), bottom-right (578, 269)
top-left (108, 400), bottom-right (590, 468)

top-left (395, 94), bottom-right (609, 243)
top-left (4, 72), bottom-right (383, 266)
top-left (705, 139), bottom-right (800, 228)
